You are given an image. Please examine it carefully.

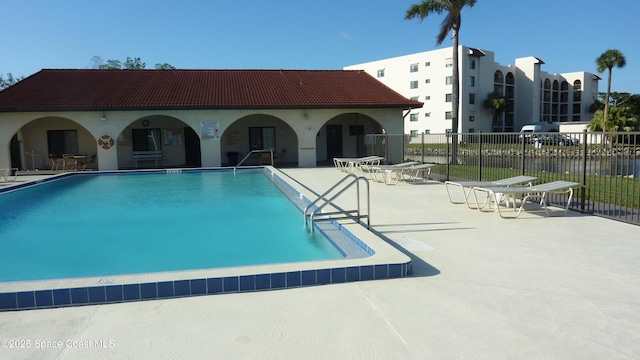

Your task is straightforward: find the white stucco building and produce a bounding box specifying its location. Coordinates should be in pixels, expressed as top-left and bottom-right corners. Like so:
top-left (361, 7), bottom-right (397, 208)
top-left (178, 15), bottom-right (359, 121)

top-left (0, 69), bottom-right (421, 171)
top-left (345, 46), bottom-right (600, 138)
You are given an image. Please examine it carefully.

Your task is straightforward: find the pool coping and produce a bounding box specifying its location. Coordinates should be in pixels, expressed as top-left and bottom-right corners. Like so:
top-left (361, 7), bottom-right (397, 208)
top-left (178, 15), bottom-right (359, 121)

top-left (0, 167), bottom-right (412, 311)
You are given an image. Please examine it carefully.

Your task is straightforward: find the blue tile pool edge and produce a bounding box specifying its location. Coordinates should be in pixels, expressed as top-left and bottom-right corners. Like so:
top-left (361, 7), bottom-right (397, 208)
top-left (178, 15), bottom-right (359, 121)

top-left (0, 167), bottom-right (412, 311)
top-left (0, 261), bottom-right (412, 311)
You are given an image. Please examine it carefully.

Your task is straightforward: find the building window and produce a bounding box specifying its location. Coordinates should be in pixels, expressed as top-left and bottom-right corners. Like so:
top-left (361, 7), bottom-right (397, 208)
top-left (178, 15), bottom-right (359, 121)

top-left (445, 94), bottom-right (452, 102)
top-left (425, 95), bottom-right (430, 100)
top-left (47, 130), bottom-right (79, 156)
top-left (469, 59), bottom-right (476, 69)
top-left (425, 79), bottom-right (430, 84)
top-left (469, 76), bottom-right (475, 87)
top-left (445, 111), bottom-right (452, 119)
top-left (410, 80), bottom-right (419, 89)
top-left (445, 60), bottom-right (453, 68)
top-left (425, 112), bottom-right (431, 117)
top-left (424, 129), bottom-right (431, 134)
top-left (469, 93), bottom-right (475, 104)
top-left (410, 96), bottom-right (419, 101)
top-left (469, 115), bottom-right (475, 122)
top-left (377, 69), bottom-right (384, 78)
top-left (409, 113), bottom-right (419, 122)
top-left (445, 76), bottom-right (453, 85)
top-left (410, 63), bottom-right (419, 72)
top-left (425, 61), bottom-right (431, 66)
top-left (349, 125), bottom-right (364, 136)
top-left (249, 127), bottom-right (275, 151)
top-left (468, 128), bottom-right (475, 133)
top-left (132, 128), bottom-right (162, 152)
top-left (573, 80), bottom-right (582, 91)
top-left (410, 130), bottom-right (419, 138)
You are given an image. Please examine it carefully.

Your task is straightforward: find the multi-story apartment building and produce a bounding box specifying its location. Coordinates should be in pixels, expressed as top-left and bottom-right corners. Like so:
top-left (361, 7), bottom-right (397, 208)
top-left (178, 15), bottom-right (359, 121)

top-left (345, 46), bottom-right (600, 138)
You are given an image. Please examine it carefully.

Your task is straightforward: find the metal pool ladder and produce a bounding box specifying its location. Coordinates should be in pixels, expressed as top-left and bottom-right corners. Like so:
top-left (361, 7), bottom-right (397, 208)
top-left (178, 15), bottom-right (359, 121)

top-left (234, 150), bottom-right (274, 173)
top-left (303, 174), bottom-right (370, 233)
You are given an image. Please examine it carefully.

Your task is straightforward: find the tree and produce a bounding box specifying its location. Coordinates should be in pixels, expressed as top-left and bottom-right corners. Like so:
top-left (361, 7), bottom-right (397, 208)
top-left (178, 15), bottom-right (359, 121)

top-left (123, 57), bottom-right (145, 69)
top-left (155, 63), bottom-right (176, 70)
top-left (588, 104), bottom-right (638, 147)
top-left (91, 56), bottom-right (172, 70)
top-left (102, 59), bottom-right (123, 69)
top-left (596, 49), bottom-right (626, 126)
top-left (89, 55), bottom-right (104, 69)
top-left (588, 91), bottom-right (640, 136)
top-left (588, 106), bottom-right (638, 133)
top-left (0, 72), bottom-right (25, 90)
top-left (483, 91), bottom-right (510, 131)
top-left (405, 0), bottom-right (477, 162)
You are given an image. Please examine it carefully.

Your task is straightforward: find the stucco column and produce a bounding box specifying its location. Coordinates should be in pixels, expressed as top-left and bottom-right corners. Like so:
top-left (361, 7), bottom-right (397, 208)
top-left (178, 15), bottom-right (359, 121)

top-left (0, 136), bottom-right (11, 169)
top-left (96, 145), bottom-right (118, 170)
top-left (0, 115), bottom-right (27, 169)
top-left (297, 127), bottom-right (319, 168)
top-left (200, 138), bottom-right (221, 167)
top-left (92, 118), bottom-right (123, 171)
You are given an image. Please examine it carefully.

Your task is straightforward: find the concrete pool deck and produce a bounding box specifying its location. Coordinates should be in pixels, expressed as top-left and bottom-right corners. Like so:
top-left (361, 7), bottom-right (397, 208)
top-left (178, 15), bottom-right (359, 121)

top-left (1, 168), bottom-right (639, 359)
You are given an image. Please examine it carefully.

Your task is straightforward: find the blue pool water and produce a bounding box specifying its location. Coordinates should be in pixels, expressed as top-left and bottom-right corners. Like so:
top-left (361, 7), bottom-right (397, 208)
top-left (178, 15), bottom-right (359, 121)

top-left (0, 170), bottom-right (344, 282)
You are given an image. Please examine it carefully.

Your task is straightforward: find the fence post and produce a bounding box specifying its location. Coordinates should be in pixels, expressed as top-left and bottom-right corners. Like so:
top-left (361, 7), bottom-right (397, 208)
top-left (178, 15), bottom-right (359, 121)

top-left (521, 133), bottom-right (526, 175)
top-left (446, 132), bottom-right (451, 181)
top-left (478, 132), bottom-right (483, 181)
top-left (385, 134), bottom-right (389, 164)
top-left (421, 132), bottom-right (425, 164)
top-left (580, 129), bottom-right (588, 212)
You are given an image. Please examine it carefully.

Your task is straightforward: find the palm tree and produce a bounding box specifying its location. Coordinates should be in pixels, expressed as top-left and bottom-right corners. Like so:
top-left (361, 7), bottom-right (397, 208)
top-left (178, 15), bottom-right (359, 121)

top-left (405, 0), bottom-right (477, 163)
top-left (483, 91), bottom-right (509, 131)
top-left (596, 49), bottom-right (626, 126)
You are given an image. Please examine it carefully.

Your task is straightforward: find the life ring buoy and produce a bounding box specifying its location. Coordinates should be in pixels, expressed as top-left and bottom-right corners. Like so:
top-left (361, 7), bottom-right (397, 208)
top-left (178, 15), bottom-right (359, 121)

top-left (98, 135), bottom-right (115, 150)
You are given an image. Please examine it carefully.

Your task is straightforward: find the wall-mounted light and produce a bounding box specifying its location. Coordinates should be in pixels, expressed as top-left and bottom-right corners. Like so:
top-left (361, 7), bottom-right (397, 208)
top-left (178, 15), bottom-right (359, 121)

top-left (100, 115), bottom-right (107, 121)
top-left (303, 111), bottom-right (309, 119)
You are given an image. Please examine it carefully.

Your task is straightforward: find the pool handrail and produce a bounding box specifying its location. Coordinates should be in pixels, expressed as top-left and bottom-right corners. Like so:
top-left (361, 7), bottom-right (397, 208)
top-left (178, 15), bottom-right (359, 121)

top-left (304, 174), bottom-right (370, 233)
top-left (234, 149), bottom-right (274, 172)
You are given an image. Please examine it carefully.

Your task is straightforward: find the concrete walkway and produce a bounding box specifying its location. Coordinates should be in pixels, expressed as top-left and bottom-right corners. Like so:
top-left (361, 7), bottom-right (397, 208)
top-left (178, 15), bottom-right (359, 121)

top-left (1, 168), bottom-right (639, 359)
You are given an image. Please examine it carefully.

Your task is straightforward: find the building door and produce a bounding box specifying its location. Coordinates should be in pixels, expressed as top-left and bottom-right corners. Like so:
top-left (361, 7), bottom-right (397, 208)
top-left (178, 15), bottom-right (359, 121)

top-left (326, 125), bottom-right (342, 159)
top-left (249, 127), bottom-right (275, 151)
top-left (10, 134), bottom-right (22, 170)
top-left (184, 127), bottom-right (201, 167)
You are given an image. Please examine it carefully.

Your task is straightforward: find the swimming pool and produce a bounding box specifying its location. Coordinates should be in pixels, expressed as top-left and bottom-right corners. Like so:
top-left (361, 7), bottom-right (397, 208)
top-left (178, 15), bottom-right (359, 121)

top-left (0, 170), bottom-right (348, 282)
top-left (0, 167), bottom-right (411, 311)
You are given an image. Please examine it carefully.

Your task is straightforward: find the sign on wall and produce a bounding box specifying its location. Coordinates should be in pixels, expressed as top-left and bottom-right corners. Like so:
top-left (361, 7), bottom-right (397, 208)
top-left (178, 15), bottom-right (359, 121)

top-left (200, 121), bottom-right (220, 140)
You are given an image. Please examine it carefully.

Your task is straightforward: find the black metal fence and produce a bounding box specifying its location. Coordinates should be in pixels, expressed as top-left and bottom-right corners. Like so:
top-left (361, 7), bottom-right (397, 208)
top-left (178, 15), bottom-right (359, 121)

top-left (366, 131), bottom-right (640, 225)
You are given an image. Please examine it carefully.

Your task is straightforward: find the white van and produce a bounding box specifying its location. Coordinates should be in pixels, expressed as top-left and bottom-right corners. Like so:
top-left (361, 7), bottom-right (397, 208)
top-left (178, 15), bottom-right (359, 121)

top-left (519, 124), bottom-right (542, 143)
top-left (520, 124), bottom-right (542, 133)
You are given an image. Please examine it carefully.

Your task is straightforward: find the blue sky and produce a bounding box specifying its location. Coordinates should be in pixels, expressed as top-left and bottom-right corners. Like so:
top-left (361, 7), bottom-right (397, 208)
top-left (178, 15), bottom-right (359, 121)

top-left (2, 0), bottom-right (639, 94)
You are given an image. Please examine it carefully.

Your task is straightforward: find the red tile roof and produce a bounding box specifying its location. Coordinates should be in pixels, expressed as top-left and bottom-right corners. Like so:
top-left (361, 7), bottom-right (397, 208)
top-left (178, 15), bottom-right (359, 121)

top-left (0, 69), bottom-right (422, 111)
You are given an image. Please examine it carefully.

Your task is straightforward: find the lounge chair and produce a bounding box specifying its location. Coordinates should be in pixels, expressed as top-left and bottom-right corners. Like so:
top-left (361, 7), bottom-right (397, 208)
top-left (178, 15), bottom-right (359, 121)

top-left (0, 168), bottom-right (18, 182)
top-left (362, 161), bottom-right (419, 183)
top-left (333, 156), bottom-right (384, 173)
top-left (399, 163), bottom-right (436, 184)
top-left (445, 175), bottom-right (538, 208)
top-left (471, 180), bottom-right (580, 218)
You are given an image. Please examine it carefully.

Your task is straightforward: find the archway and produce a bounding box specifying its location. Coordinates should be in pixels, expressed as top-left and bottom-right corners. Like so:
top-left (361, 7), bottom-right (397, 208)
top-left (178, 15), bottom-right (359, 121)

top-left (10, 116), bottom-right (95, 171)
top-left (117, 115), bottom-right (201, 169)
top-left (221, 114), bottom-right (297, 166)
top-left (316, 113), bottom-right (383, 165)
